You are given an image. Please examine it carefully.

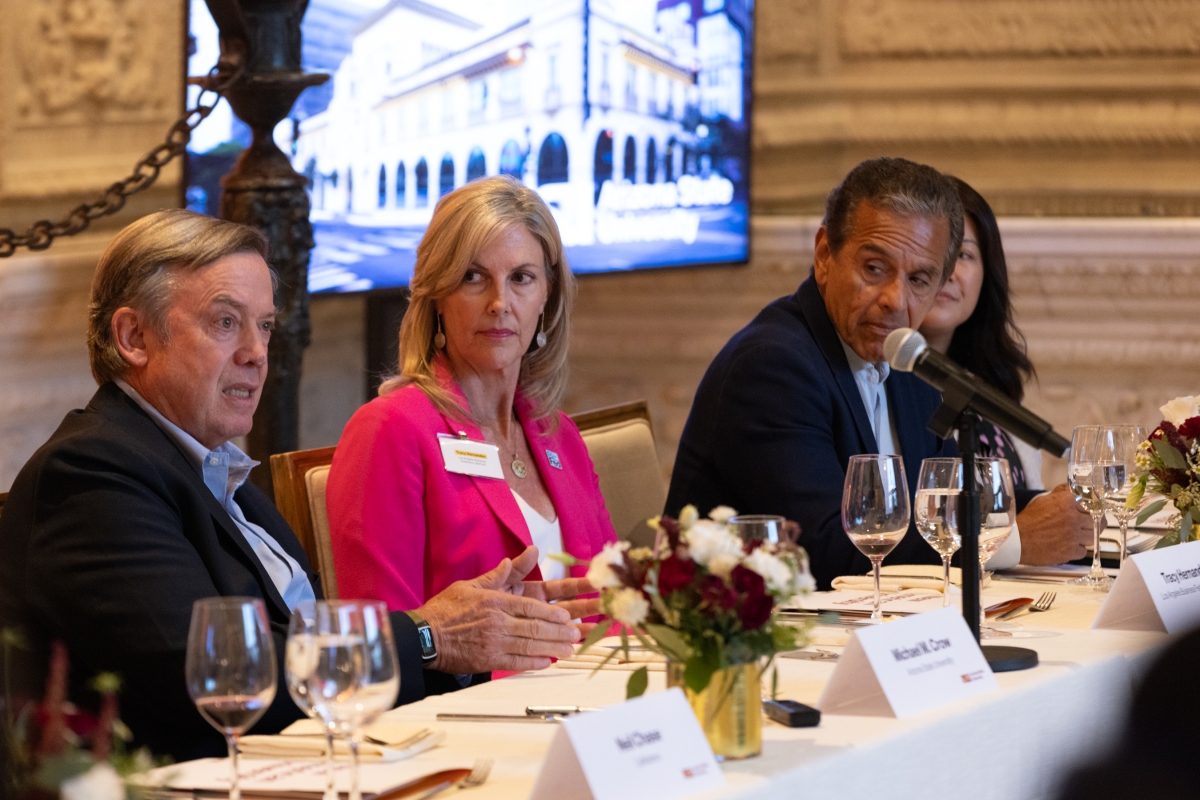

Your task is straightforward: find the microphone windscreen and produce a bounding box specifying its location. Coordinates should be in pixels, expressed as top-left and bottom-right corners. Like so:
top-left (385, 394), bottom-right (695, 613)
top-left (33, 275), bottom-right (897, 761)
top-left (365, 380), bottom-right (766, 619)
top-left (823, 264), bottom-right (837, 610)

top-left (884, 328), bottom-right (926, 372)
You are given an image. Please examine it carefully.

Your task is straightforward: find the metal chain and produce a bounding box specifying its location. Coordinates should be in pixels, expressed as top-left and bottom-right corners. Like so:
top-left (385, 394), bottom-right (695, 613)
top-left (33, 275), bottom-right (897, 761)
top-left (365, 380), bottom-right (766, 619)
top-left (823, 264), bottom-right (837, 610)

top-left (0, 58), bottom-right (246, 258)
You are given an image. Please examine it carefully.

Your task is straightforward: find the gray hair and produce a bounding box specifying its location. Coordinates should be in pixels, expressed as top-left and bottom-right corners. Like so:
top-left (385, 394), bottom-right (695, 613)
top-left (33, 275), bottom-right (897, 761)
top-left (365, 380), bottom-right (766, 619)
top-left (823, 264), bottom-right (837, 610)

top-left (87, 209), bottom-right (270, 384)
top-left (823, 157), bottom-right (964, 279)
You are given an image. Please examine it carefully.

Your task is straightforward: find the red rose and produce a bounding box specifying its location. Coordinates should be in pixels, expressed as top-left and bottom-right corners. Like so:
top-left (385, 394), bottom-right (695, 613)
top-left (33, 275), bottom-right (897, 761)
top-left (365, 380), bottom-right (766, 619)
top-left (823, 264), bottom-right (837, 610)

top-left (1180, 417), bottom-right (1200, 440)
top-left (700, 575), bottom-right (737, 610)
top-left (739, 594), bottom-right (773, 629)
top-left (657, 556), bottom-right (696, 596)
top-left (731, 565), bottom-right (765, 600)
top-left (658, 516), bottom-right (682, 550)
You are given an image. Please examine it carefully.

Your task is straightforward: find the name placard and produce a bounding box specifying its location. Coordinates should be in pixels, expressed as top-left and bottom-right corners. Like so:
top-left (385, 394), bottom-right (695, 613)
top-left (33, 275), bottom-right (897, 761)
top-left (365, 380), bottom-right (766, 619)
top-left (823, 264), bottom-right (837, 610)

top-left (528, 689), bottom-right (723, 800)
top-left (1094, 539), bottom-right (1200, 633)
top-left (437, 434), bottom-right (504, 479)
top-left (818, 606), bottom-right (999, 718)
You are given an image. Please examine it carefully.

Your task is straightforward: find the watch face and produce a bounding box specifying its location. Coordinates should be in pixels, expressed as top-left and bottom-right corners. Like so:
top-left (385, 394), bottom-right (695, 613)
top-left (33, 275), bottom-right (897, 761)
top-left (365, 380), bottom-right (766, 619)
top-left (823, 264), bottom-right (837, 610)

top-left (418, 625), bottom-right (436, 658)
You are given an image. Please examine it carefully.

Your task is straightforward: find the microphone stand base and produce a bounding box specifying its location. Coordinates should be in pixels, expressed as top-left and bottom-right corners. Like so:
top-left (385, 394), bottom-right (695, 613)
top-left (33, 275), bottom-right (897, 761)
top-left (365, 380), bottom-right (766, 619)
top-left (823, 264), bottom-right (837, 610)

top-left (982, 645), bottom-right (1039, 672)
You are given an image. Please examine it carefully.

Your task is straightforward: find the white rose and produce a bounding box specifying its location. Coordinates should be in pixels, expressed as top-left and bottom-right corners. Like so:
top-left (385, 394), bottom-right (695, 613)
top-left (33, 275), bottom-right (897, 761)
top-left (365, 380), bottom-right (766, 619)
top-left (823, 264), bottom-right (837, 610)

top-left (678, 504), bottom-right (700, 530)
top-left (707, 553), bottom-right (740, 580)
top-left (608, 587), bottom-right (650, 626)
top-left (708, 505), bottom-right (738, 524)
top-left (1160, 395), bottom-right (1200, 426)
top-left (743, 547), bottom-right (797, 595)
top-left (61, 763), bottom-right (125, 800)
top-left (586, 541), bottom-right (629, 589)
top-left (684, 519), bottom-right (744, 567)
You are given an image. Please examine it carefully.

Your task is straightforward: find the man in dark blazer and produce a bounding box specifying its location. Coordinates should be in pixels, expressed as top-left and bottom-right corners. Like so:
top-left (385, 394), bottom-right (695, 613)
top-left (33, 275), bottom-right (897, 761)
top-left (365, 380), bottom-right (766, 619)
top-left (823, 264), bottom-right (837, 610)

top-left (0, 210), bottom-right (590, 761)
top-left (667, 158), bottom-right (964, 589)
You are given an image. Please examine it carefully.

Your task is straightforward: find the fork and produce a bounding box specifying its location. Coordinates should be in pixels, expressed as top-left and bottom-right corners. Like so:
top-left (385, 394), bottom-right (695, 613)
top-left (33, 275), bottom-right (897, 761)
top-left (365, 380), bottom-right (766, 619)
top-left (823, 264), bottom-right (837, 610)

top-left (1028, 592), bottom-right (1056, 613)
top-left (416, 759), bottom-right (493, 799)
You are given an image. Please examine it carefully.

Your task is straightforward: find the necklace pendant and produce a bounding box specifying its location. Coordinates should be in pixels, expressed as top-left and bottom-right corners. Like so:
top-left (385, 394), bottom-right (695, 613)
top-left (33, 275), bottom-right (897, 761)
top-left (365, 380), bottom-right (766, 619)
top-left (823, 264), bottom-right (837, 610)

top-left (511, 456), bottom-right (528, 479)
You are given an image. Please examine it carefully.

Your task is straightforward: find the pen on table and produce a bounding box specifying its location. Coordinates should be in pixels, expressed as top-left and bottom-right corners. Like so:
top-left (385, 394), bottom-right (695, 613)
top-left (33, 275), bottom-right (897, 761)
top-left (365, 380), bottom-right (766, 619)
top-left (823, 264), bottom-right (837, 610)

top-left (436, 706), bottom-right (599, 723)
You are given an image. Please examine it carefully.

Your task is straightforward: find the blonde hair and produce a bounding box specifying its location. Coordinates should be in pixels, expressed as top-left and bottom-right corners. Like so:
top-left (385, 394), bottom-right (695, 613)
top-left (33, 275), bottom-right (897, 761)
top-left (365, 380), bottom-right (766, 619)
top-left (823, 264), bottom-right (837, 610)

top-left (381, 175), bottom-right (576, 424)
top-left (87, 209), bottom-right (269, 384)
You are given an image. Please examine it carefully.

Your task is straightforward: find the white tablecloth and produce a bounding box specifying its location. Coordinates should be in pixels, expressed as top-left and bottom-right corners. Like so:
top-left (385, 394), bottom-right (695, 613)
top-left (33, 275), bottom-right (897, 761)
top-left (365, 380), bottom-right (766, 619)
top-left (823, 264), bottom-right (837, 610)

top-left (372, 581), bottom-right (1168, 800)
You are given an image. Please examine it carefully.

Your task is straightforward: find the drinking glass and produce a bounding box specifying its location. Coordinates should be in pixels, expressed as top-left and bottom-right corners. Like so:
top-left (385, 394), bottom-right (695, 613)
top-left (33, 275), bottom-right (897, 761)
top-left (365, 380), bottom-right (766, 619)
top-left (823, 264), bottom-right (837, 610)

top-left (286, 602), bottom-right (338, 800)
top-left (186, 598), bottom-right (277, 800)
top-left (975, 458), bottom-right (1016, 636)
top-left (915, 458), bottom-right (963, 606)
top-left (1102, 425), bottom-right (1149, 564)
top-left (842, 454), bottom-right (911, 622)
top-left (1069, 426), bottom-right (1116, 591)
top-left (729, 515), bottom-right (788, 546)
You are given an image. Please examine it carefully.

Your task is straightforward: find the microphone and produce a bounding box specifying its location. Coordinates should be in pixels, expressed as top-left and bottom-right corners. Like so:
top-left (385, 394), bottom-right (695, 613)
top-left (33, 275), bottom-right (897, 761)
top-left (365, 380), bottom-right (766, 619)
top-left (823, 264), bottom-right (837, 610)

top-left (884, 328), bottom-right (1070, 457)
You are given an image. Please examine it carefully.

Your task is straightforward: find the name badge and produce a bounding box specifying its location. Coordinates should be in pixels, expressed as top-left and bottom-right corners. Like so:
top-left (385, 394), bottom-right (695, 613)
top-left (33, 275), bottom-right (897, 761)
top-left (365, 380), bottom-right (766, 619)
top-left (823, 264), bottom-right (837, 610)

top-left (1094, 538), bottom-right (1200, 633)
top-left (529, 689), bottom-right (723, 800)
top-left (818, 605), bottom-right (998, 718)
top-left (438, 433), bottom-right (504, 480)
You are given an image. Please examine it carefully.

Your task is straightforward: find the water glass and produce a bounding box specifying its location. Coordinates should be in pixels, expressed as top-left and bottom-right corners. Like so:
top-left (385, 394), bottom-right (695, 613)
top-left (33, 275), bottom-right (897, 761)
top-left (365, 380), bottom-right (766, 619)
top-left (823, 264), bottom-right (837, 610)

top-left (974, 458), bottom-right (1016, 636)
top-left (286, 602), bottom-right (337, 800)
top-left (186, 598), bottom-right (277, 800)
top-left (915, 458), bottom-right (962, 606)
top-left (842, 454), bottom-right (910, 622)
top-left (729, 515), bottom-right (788, 545)
top-left (1102, 425), bottom-right (1149, 563)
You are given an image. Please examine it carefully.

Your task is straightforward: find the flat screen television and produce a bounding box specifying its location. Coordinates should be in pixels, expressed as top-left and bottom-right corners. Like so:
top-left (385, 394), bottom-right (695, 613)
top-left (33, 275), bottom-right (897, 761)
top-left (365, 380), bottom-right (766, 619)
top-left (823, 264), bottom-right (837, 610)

top-left (186, 0), bottom-right (753, 293)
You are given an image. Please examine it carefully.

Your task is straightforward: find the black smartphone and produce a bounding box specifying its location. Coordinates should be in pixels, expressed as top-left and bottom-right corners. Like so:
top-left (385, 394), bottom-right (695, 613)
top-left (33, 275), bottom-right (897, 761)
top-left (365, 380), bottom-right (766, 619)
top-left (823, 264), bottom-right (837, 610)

top-left (763, 699), bottom-right (821, 728)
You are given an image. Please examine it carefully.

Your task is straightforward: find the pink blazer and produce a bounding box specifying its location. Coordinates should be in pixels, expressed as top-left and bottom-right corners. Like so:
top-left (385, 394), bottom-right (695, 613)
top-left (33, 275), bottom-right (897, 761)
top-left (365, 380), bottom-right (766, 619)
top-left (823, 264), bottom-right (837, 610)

top-left (326, 372), bottom-right (618, 611)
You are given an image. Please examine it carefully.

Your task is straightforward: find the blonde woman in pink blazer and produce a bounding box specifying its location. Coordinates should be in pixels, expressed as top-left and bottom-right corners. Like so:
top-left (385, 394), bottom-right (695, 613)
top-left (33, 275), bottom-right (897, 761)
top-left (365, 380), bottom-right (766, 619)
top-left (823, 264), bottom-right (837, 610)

top-left (327, 176), bottom-right (618, 617)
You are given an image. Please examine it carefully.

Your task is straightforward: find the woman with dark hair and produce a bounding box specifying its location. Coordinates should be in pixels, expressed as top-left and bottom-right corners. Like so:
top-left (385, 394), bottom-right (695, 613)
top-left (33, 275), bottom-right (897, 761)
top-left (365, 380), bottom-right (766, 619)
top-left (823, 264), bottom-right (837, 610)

top-left (919, 177), bottom-right (1091, 566)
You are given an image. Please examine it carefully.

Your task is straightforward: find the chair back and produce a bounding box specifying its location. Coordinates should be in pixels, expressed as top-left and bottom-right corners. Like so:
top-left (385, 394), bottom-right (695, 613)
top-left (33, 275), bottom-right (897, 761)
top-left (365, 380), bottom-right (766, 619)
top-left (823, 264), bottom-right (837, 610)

top-left (570, 400), bottom-right (665, 548)
top-left (0, 491), bottom-right (6, 518)
top-left (270, 446), bottom-right (339, 599)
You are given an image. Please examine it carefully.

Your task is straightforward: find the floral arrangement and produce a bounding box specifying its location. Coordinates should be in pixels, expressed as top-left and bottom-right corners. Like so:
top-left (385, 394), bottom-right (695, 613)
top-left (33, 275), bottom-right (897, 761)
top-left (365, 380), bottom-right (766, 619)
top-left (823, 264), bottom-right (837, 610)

top-left (565, 505), bottom-right (814, 698)
top-left (1129, 395), bottom-right (1200, 547)
top-left (3, 630), bottom-right (166, 800)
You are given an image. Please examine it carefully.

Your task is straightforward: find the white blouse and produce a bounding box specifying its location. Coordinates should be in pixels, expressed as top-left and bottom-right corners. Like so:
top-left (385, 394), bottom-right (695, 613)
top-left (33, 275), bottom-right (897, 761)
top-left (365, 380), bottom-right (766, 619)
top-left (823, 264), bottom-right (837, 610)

top-left (511, 489), bottom-right (564, 580)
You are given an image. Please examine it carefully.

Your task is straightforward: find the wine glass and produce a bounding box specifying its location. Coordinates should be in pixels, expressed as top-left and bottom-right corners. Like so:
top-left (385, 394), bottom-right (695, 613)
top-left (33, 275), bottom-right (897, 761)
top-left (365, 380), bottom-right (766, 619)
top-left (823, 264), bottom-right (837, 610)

top-left (286, 602), bottom-right (338, 800)
top-left (349, 603), bottom-right (400, 773)
top-left (842, 454), bottom-right (911, 622)
top-left (186, 598), bottom-right (277, 800)
top-left (974, 457), bottom-right (1016, 637)
top-left (915, 458), bottom-right (962, 606)
top-left (1103, 425), bottom-right (1149, 564)
top-left (1069, 426), bottom-right (1115, 591)
top-left (729, 515), bottom-right (787, 545)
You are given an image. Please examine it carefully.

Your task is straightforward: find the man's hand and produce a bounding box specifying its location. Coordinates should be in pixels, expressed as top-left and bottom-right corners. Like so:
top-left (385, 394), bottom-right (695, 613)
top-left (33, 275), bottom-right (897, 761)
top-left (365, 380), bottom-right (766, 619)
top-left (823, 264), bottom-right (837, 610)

top-left (1017, 483), bottom-right (1093, 565)
top-left (414, 552), bottom-right (583, 674)
top-left (503, 546), bottom-right (602, 622)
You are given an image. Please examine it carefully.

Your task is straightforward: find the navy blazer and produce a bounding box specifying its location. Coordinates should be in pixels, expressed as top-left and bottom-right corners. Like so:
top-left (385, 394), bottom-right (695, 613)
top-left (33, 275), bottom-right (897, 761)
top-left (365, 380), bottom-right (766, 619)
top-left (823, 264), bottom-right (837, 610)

top-left (667, 275), bottom-right (955, 589)
top-left (0, 383), bottom-right (462, 762)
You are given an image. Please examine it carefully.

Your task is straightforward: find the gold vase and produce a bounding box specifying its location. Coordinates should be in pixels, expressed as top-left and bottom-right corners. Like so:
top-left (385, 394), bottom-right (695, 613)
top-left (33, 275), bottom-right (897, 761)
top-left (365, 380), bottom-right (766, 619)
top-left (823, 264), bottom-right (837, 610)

top-left (667, 661), bottom-right (762, 760)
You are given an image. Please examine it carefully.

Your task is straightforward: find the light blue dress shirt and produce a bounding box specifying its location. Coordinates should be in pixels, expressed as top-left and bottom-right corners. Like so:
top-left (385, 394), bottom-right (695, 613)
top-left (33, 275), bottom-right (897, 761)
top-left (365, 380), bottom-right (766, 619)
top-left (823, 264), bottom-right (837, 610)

top-left (839, 338), bottom-right (900, 456)
top-left (116, 380), bottom-right (316, 611)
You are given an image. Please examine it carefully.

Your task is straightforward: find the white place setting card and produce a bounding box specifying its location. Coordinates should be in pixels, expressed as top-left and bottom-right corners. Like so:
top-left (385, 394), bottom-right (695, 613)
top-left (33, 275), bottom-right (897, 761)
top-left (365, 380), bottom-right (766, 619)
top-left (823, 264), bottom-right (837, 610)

top-left (790, 588), bottom-right (949, 616)
top-left (529, 688), bottom-right (724, 800)
top-left (1094, 538), bottom-right (1200, 633)
top-left (818, 606), bottom-right (999, 718)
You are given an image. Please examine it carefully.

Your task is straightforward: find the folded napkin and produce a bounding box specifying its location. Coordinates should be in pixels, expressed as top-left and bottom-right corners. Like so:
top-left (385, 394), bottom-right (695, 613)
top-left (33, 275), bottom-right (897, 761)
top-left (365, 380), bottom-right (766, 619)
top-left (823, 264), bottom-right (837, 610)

top-left (831, 565), bottom-right (984, 594)
top-left (240, 720), bottom-right (444, 762)
top-left (554, 639), bottom-right (667, 672)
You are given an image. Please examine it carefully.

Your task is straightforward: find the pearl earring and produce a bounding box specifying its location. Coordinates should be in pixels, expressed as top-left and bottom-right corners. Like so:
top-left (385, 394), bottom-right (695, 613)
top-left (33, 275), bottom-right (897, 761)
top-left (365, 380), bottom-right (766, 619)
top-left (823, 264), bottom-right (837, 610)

top-left (433, 314), bottom-right (446, 349)
top-left (535, 313), bottom-right (547, 348)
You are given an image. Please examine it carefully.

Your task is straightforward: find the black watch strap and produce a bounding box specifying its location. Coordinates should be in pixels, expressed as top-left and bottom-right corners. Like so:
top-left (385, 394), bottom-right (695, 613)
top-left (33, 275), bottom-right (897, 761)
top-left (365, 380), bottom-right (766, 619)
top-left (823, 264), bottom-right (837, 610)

top-left (405, 610), bottom-right (438, 663)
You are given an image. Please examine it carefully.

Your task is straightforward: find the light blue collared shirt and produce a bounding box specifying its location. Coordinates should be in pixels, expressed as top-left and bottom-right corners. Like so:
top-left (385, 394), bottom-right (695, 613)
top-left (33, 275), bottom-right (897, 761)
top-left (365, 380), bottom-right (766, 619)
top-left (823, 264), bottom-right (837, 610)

top-left (839, 338), bottom-right (900, 456)
top-left (116, 380), bottom-right (316, 611)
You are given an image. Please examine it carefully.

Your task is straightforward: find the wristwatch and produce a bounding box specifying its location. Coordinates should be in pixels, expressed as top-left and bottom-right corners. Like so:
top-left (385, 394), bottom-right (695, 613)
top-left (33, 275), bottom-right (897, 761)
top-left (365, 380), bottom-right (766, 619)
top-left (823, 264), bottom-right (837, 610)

top-left (405, 610), bottom-right (438, 663)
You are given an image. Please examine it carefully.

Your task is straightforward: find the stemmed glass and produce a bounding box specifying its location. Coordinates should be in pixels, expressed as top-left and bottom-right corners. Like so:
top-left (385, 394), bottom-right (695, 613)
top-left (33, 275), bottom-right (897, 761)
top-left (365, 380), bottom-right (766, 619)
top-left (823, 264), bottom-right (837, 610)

top-left (286, 602), bottom-right (338, 800)
top-left (975, 458), bottom-right (1016, 636)
top-left (186, 598), bottom-right (277, 800)
top-left (842, 454), bottom-right (911, 622)
top-left (729, 515), bottom-right (788, 545)
top-left (1069, 426), bottom-right (1118, 591)
top-left (1103, 425), bottom-right (1150, 564)
top-left (915, 458), bottom-right (962, 606)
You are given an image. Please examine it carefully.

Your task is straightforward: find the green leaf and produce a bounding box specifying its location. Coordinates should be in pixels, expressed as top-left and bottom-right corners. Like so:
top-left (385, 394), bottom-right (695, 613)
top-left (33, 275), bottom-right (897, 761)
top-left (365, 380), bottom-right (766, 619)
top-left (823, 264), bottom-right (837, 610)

top-left (1136, 498), bottom-right (1168, 526)
top-left (1156, 527), bottom-right (1181, 549)
top-left (574, 618), bottom-right (613, 656)
top-left (643, 623), bottom-right (692, 663)
top-left (1154, 438), bottom-right (1188, 470)
top-left (626, 666), bottom-right (649, 698)
top-left (683, 644), bottom-right (721, 694)
top-left (1182, 511), bottom-right (1194, 543)
top-left (771, 666), bottom-right (779, 701)
top-left (1126, 478), bottom-right (1147, 511)
top-left (545, 552), bottom-right (585, 567)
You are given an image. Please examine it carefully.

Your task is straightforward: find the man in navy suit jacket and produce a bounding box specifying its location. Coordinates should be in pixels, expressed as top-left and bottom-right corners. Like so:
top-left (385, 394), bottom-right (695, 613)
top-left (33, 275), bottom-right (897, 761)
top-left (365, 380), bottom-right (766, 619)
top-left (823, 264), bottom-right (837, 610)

top-left (667, 158), bottom-right (964, 589)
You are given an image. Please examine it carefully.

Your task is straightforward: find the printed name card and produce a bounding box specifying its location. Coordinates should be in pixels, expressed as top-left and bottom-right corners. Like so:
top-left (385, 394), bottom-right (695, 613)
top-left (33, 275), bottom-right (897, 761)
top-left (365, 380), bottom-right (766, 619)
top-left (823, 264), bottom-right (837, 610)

top-left (1094, 539), bottom-right (1200, 633)
top-left (529, 689), bottom-right (724, 800)
top-left (817, 606), bottom-right (999, 718)
top-left (437, 433), bottom-right (504, 479)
